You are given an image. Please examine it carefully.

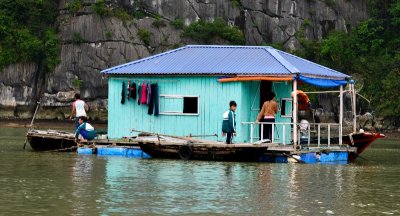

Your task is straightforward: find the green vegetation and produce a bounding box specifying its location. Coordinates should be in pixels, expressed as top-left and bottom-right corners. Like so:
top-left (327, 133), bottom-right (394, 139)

top-left (92, 0), bottom-right (111, 16)
top-left (105, 30), bottom-right (113, 40)
top-left (72, 32), bottom-right (85, 44)
top-left (66, 0), bottom-right (83, 15)
top-left (171, 18), bottom-right (184, 29)
top-left (72, 78), bottom-right (83, 88)
top-left (231, 0), bottom-right (241, 7)
top-left (138, 29), bottom-right (151, 46)
top-left (323, 0), bottom-right (337, 7)
top-left (152, 15), bottom-right (167, 28)
top-left (0, 0), bottom-right (60, 71)
top-left (182, 18), bottom-right (245, 45)
top-left (302, 18), bottom-right (312, 27)
top-left (291, 0), bottom-right (400, 117)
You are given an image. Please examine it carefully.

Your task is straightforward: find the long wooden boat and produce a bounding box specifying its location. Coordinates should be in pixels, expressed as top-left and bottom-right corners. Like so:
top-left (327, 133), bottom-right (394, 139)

top-left (137, 131), bottom-right (384, 162)
top-left (27, 129), bottom-right (77, 151)
top-left (139, 142), bottom-right (272, 161)
top-left (343, 132), bottom-right (385, 160)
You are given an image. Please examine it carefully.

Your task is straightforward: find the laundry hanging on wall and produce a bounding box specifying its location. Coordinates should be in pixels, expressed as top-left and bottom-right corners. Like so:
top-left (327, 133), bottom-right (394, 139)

top-left (127, 80), bottom-right (137, 100)
top-left (121, 82), bottom-right (126, 104)
top-left (121, 80), bottom-right (159, 116)
top-left (140, 82), bottom-right (147, 104)
top-left (148, 83), bottom-right (159, 115)
top-left (137, 84), bottom-right (142, 105)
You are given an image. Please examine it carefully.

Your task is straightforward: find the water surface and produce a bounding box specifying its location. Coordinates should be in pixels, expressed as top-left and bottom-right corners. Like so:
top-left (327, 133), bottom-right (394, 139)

top-left (0, 127), bottom-right (399, 215)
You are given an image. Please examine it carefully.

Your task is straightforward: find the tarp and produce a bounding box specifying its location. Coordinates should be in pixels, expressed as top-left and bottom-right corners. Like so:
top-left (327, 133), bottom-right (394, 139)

top-left (298, 75), bottom-right (347, 88)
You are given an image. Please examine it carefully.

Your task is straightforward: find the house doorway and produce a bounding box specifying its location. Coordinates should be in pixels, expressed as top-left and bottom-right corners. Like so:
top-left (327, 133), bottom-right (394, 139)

top-left (259, 81), bottom-right (272, 108)
top-left (259, 81), bottom-right (272, 138)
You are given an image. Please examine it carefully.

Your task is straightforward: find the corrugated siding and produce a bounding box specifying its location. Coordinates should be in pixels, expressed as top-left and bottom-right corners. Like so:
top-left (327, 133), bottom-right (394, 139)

top-left (108, 76), bottom-right (244, 142)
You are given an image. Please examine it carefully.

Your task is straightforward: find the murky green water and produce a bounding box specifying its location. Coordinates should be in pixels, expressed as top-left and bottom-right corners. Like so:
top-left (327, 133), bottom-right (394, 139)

top-left (0, 127), bottom-right (399, 215)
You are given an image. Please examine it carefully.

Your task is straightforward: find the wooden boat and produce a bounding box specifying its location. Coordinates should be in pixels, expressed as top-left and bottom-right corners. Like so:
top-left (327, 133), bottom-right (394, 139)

top-left (138, 140), bottom-right (271, 161)
top-left (137, 131), bottom-right (382, 162)
top-left (343, 132), bottom-right (385, 160)
top-left (27, 129), bottom-right (77, 151)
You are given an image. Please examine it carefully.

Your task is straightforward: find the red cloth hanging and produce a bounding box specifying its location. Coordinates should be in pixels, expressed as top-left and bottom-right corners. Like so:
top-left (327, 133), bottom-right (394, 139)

top-left (140, 83), bottom-right (147, 104)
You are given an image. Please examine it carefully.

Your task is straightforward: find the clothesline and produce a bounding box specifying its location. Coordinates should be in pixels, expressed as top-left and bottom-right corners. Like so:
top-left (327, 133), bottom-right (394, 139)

top-left (104, 77), bottom-right (180, 82)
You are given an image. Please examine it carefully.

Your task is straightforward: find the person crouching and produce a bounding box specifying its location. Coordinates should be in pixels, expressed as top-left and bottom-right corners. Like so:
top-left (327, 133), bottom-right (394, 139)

top-left (222, 101), bottom-right (237, 144)
top-left (75, 116), bottom-right (95, 142)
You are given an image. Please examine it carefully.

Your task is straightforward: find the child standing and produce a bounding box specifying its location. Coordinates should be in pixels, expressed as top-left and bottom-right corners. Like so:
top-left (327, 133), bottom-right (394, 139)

top-left (222, 101), bottom-right (237, 144)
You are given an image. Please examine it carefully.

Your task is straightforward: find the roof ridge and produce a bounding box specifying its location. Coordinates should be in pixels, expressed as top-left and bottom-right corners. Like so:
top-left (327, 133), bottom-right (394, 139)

top-left (275, 49), bottom-right (348, 77)
top-left (264, 47), bottom-right (299, 73)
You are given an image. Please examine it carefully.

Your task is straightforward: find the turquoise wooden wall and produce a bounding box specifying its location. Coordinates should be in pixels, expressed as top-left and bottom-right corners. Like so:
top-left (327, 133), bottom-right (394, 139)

top-left (107, 76), bottom-right (292, 144)
top-left (108, 76), bottom-right (243, 142)
top-left (240, 81), bottom-right (293, 144)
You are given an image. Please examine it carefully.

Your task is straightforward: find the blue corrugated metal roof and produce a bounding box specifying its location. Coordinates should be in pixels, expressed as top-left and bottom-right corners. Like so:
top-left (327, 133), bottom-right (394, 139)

top-left (101, 45), bottom-right (349, 79)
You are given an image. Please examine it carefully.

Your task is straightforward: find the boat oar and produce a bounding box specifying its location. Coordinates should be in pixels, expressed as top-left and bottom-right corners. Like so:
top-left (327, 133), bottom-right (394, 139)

top-left (23, 101), bottom-right (40, 149)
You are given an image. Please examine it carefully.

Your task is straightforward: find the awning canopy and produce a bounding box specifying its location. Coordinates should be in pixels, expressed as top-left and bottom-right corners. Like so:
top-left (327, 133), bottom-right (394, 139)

top-left (298, 75), bottom-right (347, 88)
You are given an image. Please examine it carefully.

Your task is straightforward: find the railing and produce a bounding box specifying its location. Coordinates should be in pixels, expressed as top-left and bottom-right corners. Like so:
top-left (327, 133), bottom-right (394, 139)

top-left (241, 122), bottom-right (343, 147)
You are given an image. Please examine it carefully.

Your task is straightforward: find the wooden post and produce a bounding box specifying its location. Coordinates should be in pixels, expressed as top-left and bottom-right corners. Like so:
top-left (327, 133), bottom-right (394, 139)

top-left (271, 123), bottom-right (275, 143)
top-left (351, 82), bottom-right (357, 133)
top-left (328, 124), bottom-right (331, 147)
top-left (339, 85), bottom-right (343, 145)
top-left (293, 79), bottom-right (298, 147)
top-left (250, 124), bottom-right (254, 144)
top-left (23, 101), bottom-right (40, 149)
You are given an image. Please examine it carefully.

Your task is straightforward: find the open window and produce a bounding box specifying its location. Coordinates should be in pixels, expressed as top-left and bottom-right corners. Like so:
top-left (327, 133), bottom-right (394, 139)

top-left (159, 95), bottom-right (199, 115)
top-left (280, 98), bottom-right (293, 117)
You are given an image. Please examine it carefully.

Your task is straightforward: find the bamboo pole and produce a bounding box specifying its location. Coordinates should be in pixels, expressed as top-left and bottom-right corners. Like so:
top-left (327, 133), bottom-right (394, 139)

top-left (339, 85), bottom-right (343, 145)
top-left (293, 79), bottom-right (298, 147)
top-left (23, 101), bottom-right (40, 149)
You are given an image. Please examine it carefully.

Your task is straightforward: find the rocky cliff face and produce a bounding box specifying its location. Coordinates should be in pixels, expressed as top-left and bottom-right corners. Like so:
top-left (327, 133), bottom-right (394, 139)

top-left (0, 0), bottom-right (369, 121)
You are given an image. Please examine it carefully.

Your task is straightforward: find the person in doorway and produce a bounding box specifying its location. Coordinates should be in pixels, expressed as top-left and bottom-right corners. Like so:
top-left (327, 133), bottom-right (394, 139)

top-left (256, 92), bottom-right (278, 141)
top-left (222, 101), bottom-right (237, 144)
top-left (70, 93), bottom-right (89, 129)
top-left (75, 116), bottom-right (95, 142)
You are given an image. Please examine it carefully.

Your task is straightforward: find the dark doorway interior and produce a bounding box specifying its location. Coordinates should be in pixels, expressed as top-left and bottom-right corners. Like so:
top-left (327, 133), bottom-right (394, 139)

top-left (259, 81), bottom-right (272, 109)
top-left (259, 81), bottom-right (272, 138)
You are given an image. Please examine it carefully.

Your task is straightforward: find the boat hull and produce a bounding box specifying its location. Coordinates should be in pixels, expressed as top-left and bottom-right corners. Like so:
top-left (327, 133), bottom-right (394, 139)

top-left (27, 130), bottom-right (77, 151)
top-left (342, 132), bottom-right (385, 160)
top-left (139, 142), bottom-right (270, 162)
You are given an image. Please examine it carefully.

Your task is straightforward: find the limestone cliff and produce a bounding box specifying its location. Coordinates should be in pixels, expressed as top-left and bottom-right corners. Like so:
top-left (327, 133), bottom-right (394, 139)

top-left (0, 0), bottom-right (369, 121)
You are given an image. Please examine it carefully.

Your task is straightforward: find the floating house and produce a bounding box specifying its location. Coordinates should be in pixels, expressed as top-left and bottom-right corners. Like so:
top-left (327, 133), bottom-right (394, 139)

top-left (101, 45), bottom-right (349, 145)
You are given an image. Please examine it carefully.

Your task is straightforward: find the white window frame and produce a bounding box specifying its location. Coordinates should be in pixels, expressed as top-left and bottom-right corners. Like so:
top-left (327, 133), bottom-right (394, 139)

top-left (280, 98), bottom-right (293, 118)
top-left (159, 94), bottom-right (200, 116)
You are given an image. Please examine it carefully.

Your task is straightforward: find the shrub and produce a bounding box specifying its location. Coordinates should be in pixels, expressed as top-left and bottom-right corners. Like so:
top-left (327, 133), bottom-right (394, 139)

top-left (105, 30), bottom-right (113, 39)
top-left (152, 16), bottom-right (166, 28)
top-left (113, 8), bottom-right (132, 22)
top-left (92, 0), bottom-right (111, 16)
top-left (303, 18), bottom-right (312, 27)
top-left (183, 18), bottom-right (245, 45)
top-left (72, 78), bottom-right (83, 88)
top-left (43, 29), bottom-right (61, 71)
top-left (171, 18), bottom-right (184, 29)
top-left (138, 29), bottom-right (150, 46)
top-left (66, 0), bottom-right (82, 15)
top-left (72, 32), bottom-right (85, 44)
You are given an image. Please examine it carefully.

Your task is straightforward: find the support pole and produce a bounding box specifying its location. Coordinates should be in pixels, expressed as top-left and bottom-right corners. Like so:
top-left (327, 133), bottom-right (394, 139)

top-left (339, 85), bottom-right (343, 145)
top-left (293, 79), bottom-right (298, 146)
top-left (351, 82), bottom-right (357, 133)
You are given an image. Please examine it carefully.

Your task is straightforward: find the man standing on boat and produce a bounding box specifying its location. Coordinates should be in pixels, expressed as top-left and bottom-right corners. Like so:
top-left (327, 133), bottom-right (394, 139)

top-left (222, 101), bottom-right (237, 144)
top-left (256, 92), bottom-right (278, 141)
top-left (69, 93), bottom-right (89, 129)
